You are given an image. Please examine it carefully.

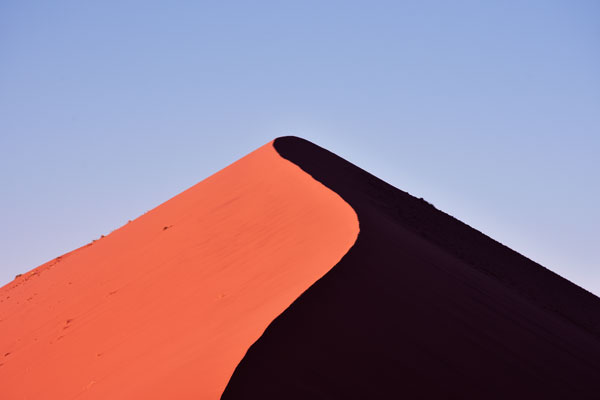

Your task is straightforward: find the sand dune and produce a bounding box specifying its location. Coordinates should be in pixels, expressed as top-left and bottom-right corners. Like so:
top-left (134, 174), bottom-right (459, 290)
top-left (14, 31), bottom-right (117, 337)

top-left (0, 142), bottom-right (358, 399)
top-left (222, 137), bottom-right (600, 399)
top-left (3, 137), bottom-right (600, 399)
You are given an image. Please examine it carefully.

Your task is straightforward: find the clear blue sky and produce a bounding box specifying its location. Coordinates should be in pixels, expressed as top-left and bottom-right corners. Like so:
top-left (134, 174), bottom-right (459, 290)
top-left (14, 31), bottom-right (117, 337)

top-left (1, 1), bottom-right (598, 294)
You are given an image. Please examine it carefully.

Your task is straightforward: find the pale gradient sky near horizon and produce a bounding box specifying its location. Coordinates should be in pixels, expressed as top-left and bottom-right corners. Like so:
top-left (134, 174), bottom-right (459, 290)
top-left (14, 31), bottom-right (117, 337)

top-left (1, 1), bottom-right (599, 293)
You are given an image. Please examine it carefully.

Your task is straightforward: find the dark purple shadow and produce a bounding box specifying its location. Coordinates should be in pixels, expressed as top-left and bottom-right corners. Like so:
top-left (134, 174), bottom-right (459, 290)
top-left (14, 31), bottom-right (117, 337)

top-left (221, 136), bottom-right (600, 399)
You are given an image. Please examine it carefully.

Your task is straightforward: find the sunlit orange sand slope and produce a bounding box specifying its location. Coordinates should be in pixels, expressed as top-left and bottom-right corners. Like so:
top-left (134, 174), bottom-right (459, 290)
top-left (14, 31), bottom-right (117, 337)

top-left (0, 142), bottom-right (358, 399)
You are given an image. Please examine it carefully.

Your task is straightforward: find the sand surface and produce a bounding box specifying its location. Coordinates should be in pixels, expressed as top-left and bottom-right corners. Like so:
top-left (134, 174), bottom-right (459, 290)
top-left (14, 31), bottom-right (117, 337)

top-left (5, 136), bottom-right (600, 399)
top-left (0, 142), bottom-right (358, 399)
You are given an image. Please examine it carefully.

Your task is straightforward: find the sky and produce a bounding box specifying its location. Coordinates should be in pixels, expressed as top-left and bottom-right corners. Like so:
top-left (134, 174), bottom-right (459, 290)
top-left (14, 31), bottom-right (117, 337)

top-left (1, 1), bottom-right (598, 294)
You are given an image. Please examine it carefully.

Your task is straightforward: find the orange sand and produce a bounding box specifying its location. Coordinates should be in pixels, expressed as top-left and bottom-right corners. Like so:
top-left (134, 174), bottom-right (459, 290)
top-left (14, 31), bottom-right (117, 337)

top-left (0, 142), bottom-right (358, 399)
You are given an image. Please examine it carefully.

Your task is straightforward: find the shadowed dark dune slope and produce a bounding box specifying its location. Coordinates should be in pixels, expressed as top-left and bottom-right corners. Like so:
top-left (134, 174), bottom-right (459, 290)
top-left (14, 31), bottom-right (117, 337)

top-left (222, 136), bottom-right (600, 399)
